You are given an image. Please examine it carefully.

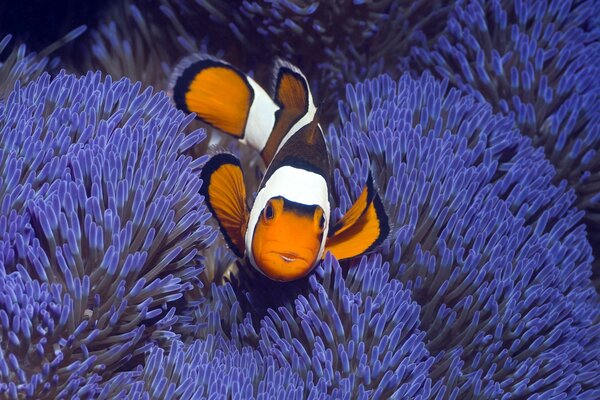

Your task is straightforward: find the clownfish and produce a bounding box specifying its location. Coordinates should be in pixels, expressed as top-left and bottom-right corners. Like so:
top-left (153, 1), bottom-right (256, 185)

top-left (169, 54), bottom-right (389, 281)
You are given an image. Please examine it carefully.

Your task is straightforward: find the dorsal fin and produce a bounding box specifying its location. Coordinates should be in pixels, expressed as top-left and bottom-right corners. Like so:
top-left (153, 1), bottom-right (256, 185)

top-left (271, 59), bottom-right (310, 114)
top-left (260, 59), bottom-right (315, 165)
top-left (170, 55), bottom-right (319, 165)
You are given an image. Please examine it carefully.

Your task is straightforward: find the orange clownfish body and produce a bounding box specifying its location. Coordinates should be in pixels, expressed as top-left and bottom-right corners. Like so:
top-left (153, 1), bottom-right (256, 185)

top-left (170, 55), bottom-right (389, 281)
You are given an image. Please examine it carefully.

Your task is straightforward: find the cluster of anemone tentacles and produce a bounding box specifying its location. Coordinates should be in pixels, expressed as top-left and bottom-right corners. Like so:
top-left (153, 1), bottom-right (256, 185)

top-left (412, 0), bottom-right (600, 283)
top-left (0, 71), bottom-right (215, 398)
top-left (1, 0), bottom-right (600, 398)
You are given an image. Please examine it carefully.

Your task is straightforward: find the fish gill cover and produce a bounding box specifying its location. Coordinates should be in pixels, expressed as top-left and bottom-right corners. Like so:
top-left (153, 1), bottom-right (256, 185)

top-left (0, 1), bottom-right (599, 399)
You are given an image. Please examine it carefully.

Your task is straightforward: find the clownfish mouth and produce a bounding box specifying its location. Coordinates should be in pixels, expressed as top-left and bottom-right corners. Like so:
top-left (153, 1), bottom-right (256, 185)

top-left (279, 253), bottom-right (299, 263)
top-left (255, 250), bottom-right (317, 281)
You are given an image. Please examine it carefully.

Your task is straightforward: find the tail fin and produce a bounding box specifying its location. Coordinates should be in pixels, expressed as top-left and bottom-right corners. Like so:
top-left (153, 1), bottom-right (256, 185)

top-left (170, 55), bottom-right (318, 166)
top-left (169, 54), bottom-right (278, 152)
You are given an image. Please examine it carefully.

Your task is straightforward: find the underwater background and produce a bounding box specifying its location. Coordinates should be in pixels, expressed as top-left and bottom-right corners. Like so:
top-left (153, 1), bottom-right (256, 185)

top-left (1, 0), bottom-right (600, 398)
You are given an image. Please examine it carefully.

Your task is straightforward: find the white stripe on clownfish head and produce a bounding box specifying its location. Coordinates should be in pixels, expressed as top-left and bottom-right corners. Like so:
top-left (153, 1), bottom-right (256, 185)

top-left (245, 165), bottom-right (330, 273)
top-left (240, 78), bottom-right (279, 153)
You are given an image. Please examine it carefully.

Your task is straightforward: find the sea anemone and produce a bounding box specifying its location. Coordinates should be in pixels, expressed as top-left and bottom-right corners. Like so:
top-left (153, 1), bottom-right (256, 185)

top-left (327, 72), bottom-right (600, 397)
top-left (0, 71), bottom-right (215, 398)
top-left (68, 1), bottom-right (221, 92)
top-left (0, 27), bottom-right (87, 100)
top-left (2, 2), bottom-right (600, 398)
top-left (251, 254), bottom-right (433, 398)
top-left (97, 337), bottom-right (306, 399)
top-left (94, 255), bottom-right (433, 399)
top-left (0, 35), bottom-right (50, 100)
top-left (411, 0), bottom-right (600, 283)
top-left (66, 0), bottom-right (233, 158)
top-left (77, 0), bottom-right (454, 120)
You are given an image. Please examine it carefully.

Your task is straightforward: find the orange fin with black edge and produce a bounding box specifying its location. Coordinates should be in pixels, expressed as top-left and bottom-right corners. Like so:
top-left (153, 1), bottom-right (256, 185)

top-left (324, 173), bottom-right (389, 260)
top-left (272, 58), bottom-right (310, 116)
top-left (329, 172), bottom-right (376, 236)
top-left (199, 153), bottom-right (249, 258)
top-left (260, 59), bottom-right (315, 164)
top-left (169, 54), bottom-right (255, 139)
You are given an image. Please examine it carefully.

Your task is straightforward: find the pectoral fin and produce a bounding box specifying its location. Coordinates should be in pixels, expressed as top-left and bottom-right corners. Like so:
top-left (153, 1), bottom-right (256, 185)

top-left (329, 173), bottom-right (376, 236)
top-left (324, 174), bottom-right (389, 260)
top-left (199, 153), bottom-right (249, 257)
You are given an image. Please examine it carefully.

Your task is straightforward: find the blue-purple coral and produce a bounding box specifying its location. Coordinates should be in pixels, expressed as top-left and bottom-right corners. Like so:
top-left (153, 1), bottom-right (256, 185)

top-left (0, 71), bottom-right (215, 398)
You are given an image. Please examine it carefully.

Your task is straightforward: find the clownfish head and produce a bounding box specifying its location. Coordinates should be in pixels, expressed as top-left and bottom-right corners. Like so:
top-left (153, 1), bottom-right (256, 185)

top-left (251, 197), bottom-right (326, 281)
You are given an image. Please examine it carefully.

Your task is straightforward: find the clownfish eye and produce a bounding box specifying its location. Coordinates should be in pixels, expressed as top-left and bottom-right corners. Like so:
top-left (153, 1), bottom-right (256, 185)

top-left (264, 202), bottom-right (274, 220)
